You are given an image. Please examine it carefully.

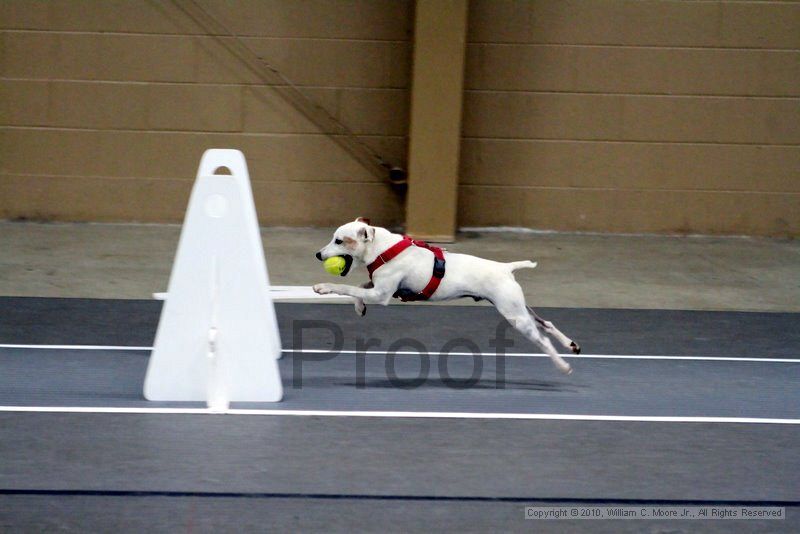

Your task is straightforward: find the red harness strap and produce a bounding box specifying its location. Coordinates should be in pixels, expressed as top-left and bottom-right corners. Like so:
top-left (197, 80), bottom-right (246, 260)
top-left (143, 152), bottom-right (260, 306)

top-left (366, 236), bottom-right (446, 302)
top-left (366, 236), bottom-right (413, 278)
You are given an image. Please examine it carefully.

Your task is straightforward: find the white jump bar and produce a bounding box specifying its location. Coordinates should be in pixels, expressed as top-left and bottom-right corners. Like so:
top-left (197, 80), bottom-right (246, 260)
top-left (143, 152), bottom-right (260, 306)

top-left (153, 286), bottom-right (352, 301)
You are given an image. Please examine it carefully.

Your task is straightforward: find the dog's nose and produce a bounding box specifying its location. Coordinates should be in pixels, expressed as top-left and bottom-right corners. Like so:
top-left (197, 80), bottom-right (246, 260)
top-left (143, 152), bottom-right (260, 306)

top-left (315, 251), bottom-right (323, 261)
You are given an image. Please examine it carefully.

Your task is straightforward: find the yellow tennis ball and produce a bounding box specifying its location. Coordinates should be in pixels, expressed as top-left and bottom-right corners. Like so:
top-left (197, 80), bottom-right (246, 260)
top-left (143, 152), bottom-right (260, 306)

top-left (323, 256), bottom-right (346, 276)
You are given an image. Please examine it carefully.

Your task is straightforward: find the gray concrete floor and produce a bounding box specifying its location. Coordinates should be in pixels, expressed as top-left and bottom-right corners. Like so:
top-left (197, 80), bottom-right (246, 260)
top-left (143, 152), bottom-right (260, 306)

top-left (0, 221), bottom-right (798, 311)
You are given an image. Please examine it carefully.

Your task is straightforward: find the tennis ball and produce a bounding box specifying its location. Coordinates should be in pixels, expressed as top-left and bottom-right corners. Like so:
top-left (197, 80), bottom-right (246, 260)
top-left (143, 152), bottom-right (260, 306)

top-left (323, 256), bottom-right (347, 276)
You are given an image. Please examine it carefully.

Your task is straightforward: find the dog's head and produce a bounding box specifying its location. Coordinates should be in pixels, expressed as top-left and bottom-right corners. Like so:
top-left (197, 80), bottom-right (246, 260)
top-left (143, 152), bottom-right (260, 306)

top-left (315, 217), bottom-right (376, 276)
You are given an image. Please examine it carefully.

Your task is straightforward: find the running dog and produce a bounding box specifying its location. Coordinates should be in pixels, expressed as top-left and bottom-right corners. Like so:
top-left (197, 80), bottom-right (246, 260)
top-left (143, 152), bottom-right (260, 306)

top-left (313, 218), bottom-right (580, 374)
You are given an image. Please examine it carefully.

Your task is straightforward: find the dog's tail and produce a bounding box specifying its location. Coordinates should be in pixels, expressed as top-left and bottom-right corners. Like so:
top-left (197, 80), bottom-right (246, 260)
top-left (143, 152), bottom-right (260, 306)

top-left (506, 260), bottom-right (538, 272)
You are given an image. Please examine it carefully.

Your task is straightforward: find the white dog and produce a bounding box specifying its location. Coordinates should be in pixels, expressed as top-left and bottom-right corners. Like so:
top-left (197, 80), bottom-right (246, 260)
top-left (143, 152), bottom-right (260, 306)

top-left (314, 218), bottom-right (580, 374)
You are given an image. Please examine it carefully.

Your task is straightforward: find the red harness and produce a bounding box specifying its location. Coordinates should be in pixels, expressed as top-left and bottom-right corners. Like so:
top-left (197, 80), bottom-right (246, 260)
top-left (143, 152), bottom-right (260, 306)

top-left (366, 236), bottom-right (446, 302)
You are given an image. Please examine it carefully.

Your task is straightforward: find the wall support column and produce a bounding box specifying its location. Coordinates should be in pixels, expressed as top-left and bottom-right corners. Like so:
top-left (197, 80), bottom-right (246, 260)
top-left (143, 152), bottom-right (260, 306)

top-left (405, 0), bottom-right (468, 242)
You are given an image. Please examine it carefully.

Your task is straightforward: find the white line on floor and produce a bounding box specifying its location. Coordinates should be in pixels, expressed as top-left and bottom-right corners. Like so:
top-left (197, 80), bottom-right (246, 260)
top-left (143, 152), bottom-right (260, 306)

top-left (0, 344), bottom-right (154, 351)
top-left (0, 344), bottom-right (798, 363)
top-left (0, 406), bottom-right (797, 424)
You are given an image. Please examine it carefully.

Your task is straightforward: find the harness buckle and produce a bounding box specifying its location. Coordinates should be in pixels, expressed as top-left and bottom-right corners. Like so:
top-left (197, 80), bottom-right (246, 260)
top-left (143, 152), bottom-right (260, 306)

top-left (432, 257), bottom-right (446, 279)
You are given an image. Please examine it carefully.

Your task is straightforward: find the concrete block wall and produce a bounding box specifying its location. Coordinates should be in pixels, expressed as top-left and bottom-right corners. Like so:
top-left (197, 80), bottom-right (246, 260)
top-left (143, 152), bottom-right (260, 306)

top-left (459, 0), bottom-right (800, 235)
top-left (1, 0), bottom-right (798, 236)
top-left (0, 0), bottom-right (411, 225)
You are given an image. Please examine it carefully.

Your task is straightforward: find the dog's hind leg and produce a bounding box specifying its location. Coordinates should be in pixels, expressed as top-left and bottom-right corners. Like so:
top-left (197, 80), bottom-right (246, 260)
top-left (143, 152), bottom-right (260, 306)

top-left (503, 308), bottom-right (572, 374)
top-left (492, 282), bottom-right (572, 374)
top-left (527, 307), bottom-right (580, 354)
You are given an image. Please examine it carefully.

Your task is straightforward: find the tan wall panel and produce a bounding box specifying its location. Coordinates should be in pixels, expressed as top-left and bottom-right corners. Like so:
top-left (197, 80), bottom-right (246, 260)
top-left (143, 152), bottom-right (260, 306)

top-left (192, 36), bottom-right (410, 87)
top-left (2, 80), bottom-right (406, 137)
top-left (0, 81), bottom-right (50, 124)
top-left (246, 135), bottom-right (407, 184)
top-left (459, 185), bottom-right (800, 236)
top-left (460, 140), bottom-right (800, 193)
top-left (0, 175), bottom-right (193, 222)
top-left (1, 128), bottom-right (405, 183)
top-left (0, 1), bottom-right (411, 227)
top-left (1, 80), bottom-right (150, 130)
top-left (197, 0), bottom-right (412, 39)
top-left (305, 89), bottom-right (409, 137)
top-left (463, 92), bottom-right (800, 144)
top-left (1, 32), bottom-right (198, 82)
top-left (251, 181), bottom-right (403, 226)
top-left (0, 1), bottom-right (188, 34)
top-left (1, 129), bottom-right (219, 180)
top-left (462, 0), bottom-right (800, 236)
top-left (0, 0), bottom-right (51, 30)
top-left (234, 38), bottom-right (411, 88)
top-left (469, 0), bottom-right (800, 49)
top-left (466, 45), bottom-right (800, 97)
top-left (458, 186), bottom-right (523, 227)
top-left (2, 32), bottom-right (410, 88)
top-left (146, 84), bottom-right (243, 132)
top-left (1, 0), bottom-right (411, 39)
top-left (55, 82), bottom-right (151, 131)
top-left (0, 174), bottom-right (402, 225)
top-left (0, 81), bottom-right (242, 132)
top-left (244, 87), bottom-right (408, 136)
top-left (240, 86), bottom-right (322, 134)
top-left (519, 189), bottom-right (800, 236)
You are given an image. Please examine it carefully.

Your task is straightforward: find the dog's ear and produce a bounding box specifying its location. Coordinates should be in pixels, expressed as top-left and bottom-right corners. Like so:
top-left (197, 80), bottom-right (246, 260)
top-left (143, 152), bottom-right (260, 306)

top-left (358, 226), bottom-right (374, 243)
top-left (355, 216), bottom-right (371, 225)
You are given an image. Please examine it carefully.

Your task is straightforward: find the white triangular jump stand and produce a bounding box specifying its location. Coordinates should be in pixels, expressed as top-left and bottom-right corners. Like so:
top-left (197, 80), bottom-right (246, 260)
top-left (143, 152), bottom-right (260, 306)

top-left (144, 149), bottom-right (283, 408)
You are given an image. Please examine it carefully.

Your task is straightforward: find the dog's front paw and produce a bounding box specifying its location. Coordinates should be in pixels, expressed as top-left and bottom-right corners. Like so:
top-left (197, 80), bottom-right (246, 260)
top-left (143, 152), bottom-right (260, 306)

top-left (354, 299), bottom-right (367, 317)
top-left (313, 283), bottom-right (334, 295)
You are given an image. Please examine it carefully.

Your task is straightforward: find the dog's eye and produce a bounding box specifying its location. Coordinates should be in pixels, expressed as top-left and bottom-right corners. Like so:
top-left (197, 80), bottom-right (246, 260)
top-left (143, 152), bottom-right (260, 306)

top-left (334, 239), bottom-right (343, 245)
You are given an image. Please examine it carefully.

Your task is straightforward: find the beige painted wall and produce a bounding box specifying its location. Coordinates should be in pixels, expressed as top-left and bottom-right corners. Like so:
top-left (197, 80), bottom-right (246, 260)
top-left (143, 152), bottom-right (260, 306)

top-left (459, 0), bottom-right (800, 235)
top-left (1, 0), bottom-right (798, 236)
top-left (0, 0), bottom-right (410, 226)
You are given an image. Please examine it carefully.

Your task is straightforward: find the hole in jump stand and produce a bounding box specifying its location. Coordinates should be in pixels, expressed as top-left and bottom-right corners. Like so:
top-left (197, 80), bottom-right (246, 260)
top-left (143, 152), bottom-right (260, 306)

top-left (213, 166), bottom-right (233, 175)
